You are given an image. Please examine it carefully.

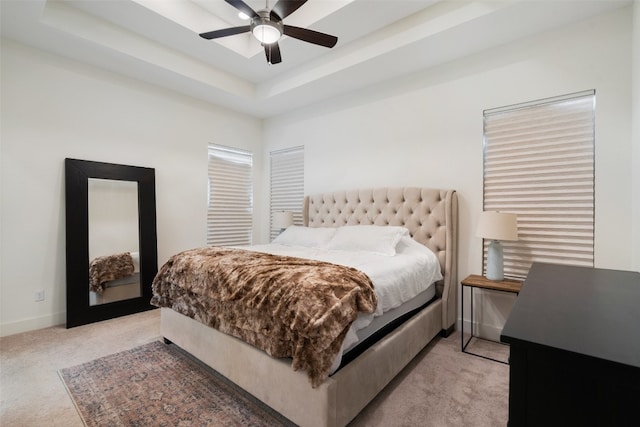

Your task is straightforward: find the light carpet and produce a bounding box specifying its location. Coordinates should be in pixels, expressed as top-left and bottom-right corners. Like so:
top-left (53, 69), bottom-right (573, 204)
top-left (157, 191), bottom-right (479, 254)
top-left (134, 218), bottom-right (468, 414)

top-left (349, 334), bottom-right (509, 426)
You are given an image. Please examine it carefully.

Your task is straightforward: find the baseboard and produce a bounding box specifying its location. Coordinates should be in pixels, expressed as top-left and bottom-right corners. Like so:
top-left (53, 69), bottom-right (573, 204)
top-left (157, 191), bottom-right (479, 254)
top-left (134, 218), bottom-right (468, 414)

top-left (0, 312), bottom-right (65, 337)
top-left (460, 319), bottom-right (504, 342)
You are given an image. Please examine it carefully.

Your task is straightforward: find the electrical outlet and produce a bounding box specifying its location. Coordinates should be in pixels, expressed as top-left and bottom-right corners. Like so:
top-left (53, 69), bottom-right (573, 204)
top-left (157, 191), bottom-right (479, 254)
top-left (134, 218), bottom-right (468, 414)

top-left (35, 290), bottom-right (45, 302)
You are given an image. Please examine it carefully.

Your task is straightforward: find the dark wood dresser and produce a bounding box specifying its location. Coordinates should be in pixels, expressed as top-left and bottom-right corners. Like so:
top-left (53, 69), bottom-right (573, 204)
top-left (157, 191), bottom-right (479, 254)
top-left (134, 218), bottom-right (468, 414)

top-left (500, 263), bottom-right (640, 427)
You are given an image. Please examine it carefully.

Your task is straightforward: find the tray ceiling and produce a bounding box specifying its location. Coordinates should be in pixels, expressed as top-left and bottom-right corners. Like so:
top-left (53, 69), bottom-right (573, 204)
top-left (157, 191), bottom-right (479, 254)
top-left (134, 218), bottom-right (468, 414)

top-left (1, 0), bottom-right (629, 118)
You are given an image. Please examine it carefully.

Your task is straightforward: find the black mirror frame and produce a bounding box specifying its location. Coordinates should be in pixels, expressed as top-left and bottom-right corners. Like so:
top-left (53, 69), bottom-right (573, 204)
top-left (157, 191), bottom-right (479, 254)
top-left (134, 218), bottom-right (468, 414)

top-left (65, 158), bottom-right (158, 327)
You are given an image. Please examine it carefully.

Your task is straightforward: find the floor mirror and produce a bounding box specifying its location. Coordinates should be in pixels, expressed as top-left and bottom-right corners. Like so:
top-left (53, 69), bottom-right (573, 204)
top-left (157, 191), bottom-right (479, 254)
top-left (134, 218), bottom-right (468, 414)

top-left (65, 158), bottom-right (158, 327)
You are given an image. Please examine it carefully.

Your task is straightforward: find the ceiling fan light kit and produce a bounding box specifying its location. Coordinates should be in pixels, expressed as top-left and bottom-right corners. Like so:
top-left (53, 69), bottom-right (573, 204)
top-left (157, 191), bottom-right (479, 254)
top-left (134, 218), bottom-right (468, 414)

top-left (199, 0), bottom-right (338, 65)
top-left (252, 11), bottom-right (283, 44)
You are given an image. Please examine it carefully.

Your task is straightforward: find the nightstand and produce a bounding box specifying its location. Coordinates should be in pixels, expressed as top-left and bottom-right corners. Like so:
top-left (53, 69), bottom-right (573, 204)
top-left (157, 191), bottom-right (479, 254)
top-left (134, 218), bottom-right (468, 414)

top-left (461, 274), bottom-right (522, 364)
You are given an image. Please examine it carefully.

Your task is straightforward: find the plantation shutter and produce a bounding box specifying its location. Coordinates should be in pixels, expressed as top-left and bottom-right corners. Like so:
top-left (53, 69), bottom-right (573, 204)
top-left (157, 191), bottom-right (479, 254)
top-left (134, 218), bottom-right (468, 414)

top-left (482, 90), bottom-right (595, 280)
top-left (270, 146), bottom-right (304, 241)
top-left (207, 144), bottom-right (253, 246)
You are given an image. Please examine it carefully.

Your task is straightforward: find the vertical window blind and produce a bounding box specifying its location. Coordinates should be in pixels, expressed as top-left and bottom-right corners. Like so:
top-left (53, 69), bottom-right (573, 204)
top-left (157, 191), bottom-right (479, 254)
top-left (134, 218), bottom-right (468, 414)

top-left (270, 146), bottom-right (304, 241)
top-left (207, 144), bottom-right (253, 246)
top-left (482, 90), bottom-right (595, 279)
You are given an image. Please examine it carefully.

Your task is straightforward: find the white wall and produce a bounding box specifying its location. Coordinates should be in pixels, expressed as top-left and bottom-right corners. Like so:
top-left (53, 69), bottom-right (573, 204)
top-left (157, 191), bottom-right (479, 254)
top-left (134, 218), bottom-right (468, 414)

top-left (0, 40), bottom-right (263, 336)
top-left (88, 179), bottom-right (139, 259)
top-left (263, 7), bottom-right (634, 338)
top-left (632, 0), bottom-right (640, 272)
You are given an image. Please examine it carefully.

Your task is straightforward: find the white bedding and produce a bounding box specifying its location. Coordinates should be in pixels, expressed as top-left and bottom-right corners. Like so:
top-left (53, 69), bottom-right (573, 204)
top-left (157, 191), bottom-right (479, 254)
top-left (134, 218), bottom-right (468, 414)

top-left (243, 235), bottom-right (443, 371)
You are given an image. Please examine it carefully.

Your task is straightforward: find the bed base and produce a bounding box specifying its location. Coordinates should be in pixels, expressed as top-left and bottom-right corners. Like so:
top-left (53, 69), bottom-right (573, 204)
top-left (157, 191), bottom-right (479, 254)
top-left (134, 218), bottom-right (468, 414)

top-left (161, 299), bottom-right (443, 427)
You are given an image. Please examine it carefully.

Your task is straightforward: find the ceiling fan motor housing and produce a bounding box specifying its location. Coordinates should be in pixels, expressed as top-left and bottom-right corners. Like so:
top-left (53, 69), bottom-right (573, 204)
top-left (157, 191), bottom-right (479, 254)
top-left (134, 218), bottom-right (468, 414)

top-left (251, 10), bottom-right (283, 44)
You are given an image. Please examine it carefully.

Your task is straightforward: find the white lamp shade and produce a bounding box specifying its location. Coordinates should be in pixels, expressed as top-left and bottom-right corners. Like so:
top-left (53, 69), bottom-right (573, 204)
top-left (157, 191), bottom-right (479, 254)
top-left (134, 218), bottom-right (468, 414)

top-left (476, 211), bottom-right (518, 241)
top-left (273, 211), bottom-right (294, 229)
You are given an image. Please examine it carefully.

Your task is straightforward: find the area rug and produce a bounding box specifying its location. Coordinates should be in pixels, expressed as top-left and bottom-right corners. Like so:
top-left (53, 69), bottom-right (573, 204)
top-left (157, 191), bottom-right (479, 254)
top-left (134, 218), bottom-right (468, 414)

top-left (59, 340), bottom-right (294, 427)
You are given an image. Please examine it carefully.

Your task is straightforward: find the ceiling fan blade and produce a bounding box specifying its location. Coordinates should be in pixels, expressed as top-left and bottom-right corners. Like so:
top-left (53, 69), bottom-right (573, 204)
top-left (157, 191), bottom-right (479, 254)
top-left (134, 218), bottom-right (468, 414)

top-left (199, 26), bottom-right (250, 40)
top-left (264, 43), bottom-right (282, 64)
top-left (225, 0), bottom-right (259, 19)
top-left (270, 0), bottom-right (307, 21)
top-left (283, 25), bottom-right (338, 48)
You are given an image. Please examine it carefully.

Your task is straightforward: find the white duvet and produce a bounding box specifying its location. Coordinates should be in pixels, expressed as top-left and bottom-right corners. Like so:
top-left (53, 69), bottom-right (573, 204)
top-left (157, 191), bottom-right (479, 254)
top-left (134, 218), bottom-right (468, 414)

top-left (244, 235), bottom-right (443, 371)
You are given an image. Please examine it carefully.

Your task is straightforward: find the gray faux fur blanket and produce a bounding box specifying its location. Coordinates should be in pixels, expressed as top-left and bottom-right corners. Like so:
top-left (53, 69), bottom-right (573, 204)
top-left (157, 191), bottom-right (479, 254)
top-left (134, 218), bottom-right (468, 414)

top-left (151, 247), bottom-right (378, 387)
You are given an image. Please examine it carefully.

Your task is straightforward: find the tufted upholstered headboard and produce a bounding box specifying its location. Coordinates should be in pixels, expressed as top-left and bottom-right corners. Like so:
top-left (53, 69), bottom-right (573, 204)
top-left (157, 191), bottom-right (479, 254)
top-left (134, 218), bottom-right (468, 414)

top-left (303, 187), bottom-right (458, 330)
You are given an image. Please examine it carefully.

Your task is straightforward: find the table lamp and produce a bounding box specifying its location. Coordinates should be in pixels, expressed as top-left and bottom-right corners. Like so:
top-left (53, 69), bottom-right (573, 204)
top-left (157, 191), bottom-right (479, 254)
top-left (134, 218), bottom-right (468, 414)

top-left (273, 211), bottom-right (294, 234)
top-left (476, 211), bottom-right (518, 280)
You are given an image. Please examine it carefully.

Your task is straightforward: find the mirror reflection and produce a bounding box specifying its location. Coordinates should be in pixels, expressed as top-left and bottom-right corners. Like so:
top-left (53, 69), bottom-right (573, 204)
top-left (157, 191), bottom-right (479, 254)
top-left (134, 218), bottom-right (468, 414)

top-left (88, 178), bottom-right (140, 305)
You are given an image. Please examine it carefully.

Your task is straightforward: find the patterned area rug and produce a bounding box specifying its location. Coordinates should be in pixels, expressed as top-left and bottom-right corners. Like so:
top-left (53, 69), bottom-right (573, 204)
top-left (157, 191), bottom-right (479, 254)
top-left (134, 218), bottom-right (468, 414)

top-left (59, 340), bottom-right (294, 427)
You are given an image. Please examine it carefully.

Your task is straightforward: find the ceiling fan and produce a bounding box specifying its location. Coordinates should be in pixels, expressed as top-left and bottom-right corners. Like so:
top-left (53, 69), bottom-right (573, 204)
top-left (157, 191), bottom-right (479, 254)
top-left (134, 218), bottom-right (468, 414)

top-left (199, 0), bottom-right (338, 65)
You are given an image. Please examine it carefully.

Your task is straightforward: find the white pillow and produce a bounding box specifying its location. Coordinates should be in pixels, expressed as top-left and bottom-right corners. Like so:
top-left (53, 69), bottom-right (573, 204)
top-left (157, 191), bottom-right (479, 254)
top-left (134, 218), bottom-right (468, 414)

top-left (272, 225), bottom-right (337, 248)
top-left (326, 225), bottom-right (409, 256)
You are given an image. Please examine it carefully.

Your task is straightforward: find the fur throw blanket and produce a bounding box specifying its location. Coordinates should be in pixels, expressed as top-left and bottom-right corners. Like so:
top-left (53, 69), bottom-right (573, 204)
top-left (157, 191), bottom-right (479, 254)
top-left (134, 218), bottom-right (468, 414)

top-left (151, 247), bottom-right (378, 387)
top-left (89, 252), bottom-right (135, 293)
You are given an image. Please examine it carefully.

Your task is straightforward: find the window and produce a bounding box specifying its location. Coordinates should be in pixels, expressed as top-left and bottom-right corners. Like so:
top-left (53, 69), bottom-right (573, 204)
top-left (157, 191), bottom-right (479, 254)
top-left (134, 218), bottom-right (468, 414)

top-left (482, 90), bottom-right (595, 279)
top-left (270, 146), bottom-right (304, 241)
top-left (207, 144), bottom-right (253, 246)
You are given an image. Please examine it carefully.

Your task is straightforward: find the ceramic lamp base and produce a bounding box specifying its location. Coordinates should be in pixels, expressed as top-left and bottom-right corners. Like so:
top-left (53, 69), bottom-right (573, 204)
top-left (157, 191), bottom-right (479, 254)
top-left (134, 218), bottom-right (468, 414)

top-left (486, 240), bottom-right (504, 281)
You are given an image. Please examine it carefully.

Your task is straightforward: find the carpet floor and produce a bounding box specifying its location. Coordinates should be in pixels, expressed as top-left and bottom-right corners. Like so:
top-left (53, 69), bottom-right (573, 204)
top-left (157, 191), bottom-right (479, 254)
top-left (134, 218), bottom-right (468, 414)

top-left (1, 309), bottom-right (510, 426)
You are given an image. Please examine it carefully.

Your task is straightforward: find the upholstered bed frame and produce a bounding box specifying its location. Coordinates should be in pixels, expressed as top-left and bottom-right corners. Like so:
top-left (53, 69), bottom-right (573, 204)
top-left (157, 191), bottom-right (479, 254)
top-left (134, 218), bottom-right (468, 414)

top-left (160, 187), bottom-right (458, 427)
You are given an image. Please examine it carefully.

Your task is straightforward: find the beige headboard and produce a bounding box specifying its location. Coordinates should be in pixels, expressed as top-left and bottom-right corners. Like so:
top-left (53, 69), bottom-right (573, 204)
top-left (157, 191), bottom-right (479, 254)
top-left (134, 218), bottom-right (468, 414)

top-left (303, 187), bottom-right (458, 331)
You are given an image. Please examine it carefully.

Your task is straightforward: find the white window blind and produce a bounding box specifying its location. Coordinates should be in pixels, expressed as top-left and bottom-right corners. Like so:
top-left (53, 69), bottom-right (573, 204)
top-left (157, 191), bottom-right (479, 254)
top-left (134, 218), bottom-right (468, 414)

top-left (270, 146), bottom-right (304, 241)
top-left (207, 144), bottom-right (253, 246)
top-left (482, 90), bottom-right (595, 279)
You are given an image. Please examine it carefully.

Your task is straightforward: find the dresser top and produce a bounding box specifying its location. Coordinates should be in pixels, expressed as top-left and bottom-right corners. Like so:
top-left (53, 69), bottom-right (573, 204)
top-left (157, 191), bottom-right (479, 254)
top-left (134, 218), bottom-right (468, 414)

top-left (501, 262), bottom-right (640, 369)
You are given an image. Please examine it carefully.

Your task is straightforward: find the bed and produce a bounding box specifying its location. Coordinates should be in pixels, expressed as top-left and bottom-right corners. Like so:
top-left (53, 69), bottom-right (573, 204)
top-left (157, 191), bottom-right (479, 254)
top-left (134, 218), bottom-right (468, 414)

top-left (156, 187), bottom-right (457, 427)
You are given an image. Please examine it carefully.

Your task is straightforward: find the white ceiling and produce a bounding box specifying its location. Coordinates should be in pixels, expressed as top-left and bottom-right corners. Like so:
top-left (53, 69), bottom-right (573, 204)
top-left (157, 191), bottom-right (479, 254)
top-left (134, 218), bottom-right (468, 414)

top-left (0, 0), bottom-right (630, 118)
